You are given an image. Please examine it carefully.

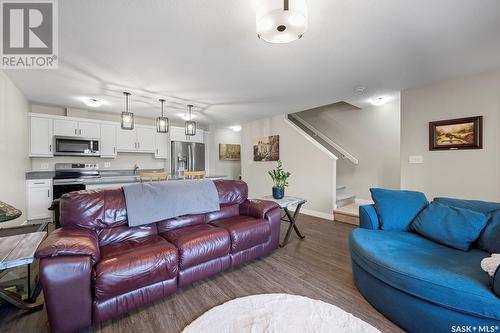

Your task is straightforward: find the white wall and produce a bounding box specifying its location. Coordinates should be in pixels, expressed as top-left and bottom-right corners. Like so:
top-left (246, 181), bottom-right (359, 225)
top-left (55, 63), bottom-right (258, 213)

top-left (401, 70), bottom-right (500, 201)
top-left (241, 114), bottom-right (336, 218)
top-left (0, 71), bottom-right (31, 227)
top-left (208, 126), bottom-right (241, 180)
top-left (295, 99), bottom-right (401, 199)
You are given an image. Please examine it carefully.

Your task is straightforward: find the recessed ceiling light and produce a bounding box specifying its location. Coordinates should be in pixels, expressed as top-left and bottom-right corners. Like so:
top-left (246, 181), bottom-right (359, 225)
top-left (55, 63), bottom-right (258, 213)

top-left (370, 96), bottom-right (390, 106)
top-left (84, 98), bottom-right (103, 108)
top-left (229, 125), bottom-right (242, 132)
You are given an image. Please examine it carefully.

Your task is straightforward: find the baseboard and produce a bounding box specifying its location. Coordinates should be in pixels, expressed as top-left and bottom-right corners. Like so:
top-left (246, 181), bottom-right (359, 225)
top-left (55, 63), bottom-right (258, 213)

top-left (288, 207), bottom-right (334, 221)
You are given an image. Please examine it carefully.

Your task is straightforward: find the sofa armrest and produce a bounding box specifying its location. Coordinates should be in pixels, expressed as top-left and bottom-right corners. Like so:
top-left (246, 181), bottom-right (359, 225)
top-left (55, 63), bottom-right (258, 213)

top-left (240, 199), bottom-right (280, 220)
top-left (36, 227), bottom-right (100, 264)
top-left (494, 266), bottom-right (500, 298)
top-left (240, 199), bottom-right (281, 250)
top-left (359, 204), bottom-right (380, 230)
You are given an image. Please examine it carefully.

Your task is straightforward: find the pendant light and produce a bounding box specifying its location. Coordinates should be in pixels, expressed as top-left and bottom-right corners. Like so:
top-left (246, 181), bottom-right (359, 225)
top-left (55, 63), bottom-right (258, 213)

top-left (185, 104), bottom-right (196, 136)
top-left (121, 92), bottom-right (134, 130)
top-left (156, 99), bottom-right (169, 133)
top-left (256, 0), bottom-right (308, 44)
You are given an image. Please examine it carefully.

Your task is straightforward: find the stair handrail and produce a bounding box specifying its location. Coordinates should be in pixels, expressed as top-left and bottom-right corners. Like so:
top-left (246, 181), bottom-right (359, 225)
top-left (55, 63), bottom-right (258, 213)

top-left (288, 113), bottom-right (359, 165)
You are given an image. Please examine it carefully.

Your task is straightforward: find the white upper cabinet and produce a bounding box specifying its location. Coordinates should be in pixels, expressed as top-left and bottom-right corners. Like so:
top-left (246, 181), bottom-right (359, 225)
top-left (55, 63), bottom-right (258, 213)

top-left (100, 124), bottom-right (117, 158)
top-left (78, 121), bottom-right (100, 138)
top-left (30, 116), bottom-right (53, 157)
top-left (170, 126), bottom-right (204, 143)
top-left (29, 113), bottom-right (165, 158)
top-left (116, 128), bottom-right (137, 152)
top-left (136, 126), bottom-right (155, 152)
top-left (54, 119), bottom-right (100, 138)
top-left (54, 119), bottom-right (78, 137)
top-left (154, 132), bottom-right (169, 159)
top-left (116, 126), bottom-right (155, 153)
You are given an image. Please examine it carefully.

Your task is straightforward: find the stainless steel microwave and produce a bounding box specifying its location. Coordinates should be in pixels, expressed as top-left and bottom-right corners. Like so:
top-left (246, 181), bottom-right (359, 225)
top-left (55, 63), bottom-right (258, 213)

top-left (54, 136), bottom-right (100, 156)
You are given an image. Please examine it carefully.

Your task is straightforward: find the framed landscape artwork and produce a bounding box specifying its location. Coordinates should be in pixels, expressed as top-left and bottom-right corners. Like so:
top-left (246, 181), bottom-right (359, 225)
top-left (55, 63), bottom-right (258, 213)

top-left (253, 135), bottom-right (279, 161)
top-left (219, 144), bottom-right (241, 161)
top-left (429, 116), bottom-right (483, 150)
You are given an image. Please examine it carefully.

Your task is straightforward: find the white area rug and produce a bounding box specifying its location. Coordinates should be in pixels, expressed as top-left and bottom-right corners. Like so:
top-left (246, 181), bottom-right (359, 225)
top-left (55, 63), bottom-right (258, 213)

top-left (182, 293), bottom-right (381, 333)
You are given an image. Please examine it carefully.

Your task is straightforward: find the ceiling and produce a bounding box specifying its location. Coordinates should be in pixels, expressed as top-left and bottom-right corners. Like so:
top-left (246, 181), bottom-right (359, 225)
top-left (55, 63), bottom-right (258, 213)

top-left (4, 0), bottom-right (500, 126)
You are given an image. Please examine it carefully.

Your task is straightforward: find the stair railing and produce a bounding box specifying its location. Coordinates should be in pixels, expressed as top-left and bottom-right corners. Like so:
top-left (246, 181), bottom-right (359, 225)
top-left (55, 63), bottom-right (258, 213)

top-left (287, 113), bottom-right (359, 165)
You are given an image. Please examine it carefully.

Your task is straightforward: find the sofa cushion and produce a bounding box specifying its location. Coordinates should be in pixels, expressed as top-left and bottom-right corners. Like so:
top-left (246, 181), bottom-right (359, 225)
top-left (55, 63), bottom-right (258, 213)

top-left (434, 197), bottom-right (500, 254)
top-left (411, 202), bottom-right (488, 251)
top-left (370, 188), bottom-right (428, 231)
top-left (210, 216), bottom-right (270, 253)
top-left (161, 224), bottom-right (230, 270)
top-left (94, 236), bottom-right (178, 301)
top-left (350, 229), bottom-right (499, 320)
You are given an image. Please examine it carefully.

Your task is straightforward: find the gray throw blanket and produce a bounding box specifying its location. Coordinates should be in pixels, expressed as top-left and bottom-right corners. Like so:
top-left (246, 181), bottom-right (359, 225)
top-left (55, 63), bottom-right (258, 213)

top-left (122, 179), bottom-right (220, 227)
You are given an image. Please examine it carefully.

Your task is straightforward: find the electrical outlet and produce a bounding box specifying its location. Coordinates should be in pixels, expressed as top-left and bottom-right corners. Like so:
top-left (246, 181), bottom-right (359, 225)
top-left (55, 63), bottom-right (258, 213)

top-left (104, 162), bottom-right (111, 168)
top-left (40, 163), bottom-right (49, 170)
top-left (409, 155), bottom-right (424, 164)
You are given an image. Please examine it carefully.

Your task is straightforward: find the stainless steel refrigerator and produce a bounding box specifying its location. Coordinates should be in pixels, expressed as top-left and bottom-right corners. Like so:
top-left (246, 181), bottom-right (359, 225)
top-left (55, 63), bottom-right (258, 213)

top-left (171, 141), bottom-right (205, 177)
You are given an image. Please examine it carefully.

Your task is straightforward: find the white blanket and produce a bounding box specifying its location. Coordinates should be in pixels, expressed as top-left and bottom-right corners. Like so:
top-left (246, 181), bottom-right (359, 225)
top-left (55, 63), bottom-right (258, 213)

top-left (481, 253), bottom-right (500, 277)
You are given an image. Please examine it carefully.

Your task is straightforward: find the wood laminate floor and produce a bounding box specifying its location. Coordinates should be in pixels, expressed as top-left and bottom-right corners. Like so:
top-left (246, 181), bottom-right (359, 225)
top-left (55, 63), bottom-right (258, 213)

top-left (0, 215), bottom-right (403, 333)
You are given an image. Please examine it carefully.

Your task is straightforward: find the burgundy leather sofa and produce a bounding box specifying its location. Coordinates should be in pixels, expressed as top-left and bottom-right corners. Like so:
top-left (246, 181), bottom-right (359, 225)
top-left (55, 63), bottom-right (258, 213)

top-left (35, 180), bottom-right (280, 333)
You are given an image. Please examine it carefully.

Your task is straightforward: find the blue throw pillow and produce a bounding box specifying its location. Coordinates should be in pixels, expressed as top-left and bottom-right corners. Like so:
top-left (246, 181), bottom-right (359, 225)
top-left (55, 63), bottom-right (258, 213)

top-left (411, 202), bottom-right (488, 251)
top-left (434, 197), bottom-right (500, 253)
top-left (370, 188), bottom-right (428, 231)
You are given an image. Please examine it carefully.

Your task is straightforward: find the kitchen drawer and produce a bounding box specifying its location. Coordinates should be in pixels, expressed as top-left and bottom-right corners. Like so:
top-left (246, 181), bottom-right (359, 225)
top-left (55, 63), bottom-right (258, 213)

top-left (27, 179), bottom-right (52, 188)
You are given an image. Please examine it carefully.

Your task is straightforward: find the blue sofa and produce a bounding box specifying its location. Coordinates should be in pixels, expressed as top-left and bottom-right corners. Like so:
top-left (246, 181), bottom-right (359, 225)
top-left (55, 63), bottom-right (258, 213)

top-left (350, 199), bottom-right (500, 333)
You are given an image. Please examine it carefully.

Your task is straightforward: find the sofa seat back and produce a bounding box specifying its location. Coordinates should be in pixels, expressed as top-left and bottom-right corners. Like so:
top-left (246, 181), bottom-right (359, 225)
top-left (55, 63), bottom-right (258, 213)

top-left (59, 180), bottom-right (249, 247)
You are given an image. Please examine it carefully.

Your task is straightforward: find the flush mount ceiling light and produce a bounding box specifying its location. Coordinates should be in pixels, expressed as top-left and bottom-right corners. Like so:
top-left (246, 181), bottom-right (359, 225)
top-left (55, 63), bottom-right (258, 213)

top-left (121, 92), bottom-right (134, 130)
top-left (185, 104), bottom-right (196, 136)
top-left (229, 125), bottom-right (242, 132)
top-left (256, 0), bottom-right (308, 44)
top-left (156, 99), bottom-right (169, 133)
top-left (370, 96), bottom-right (390, 106)
top-left (83, 98), bottom-right (103, 108)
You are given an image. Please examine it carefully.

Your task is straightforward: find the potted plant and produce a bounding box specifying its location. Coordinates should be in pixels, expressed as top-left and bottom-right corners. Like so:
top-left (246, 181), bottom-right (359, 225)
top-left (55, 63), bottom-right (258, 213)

top-left (268, 160), bottom-right (291, 199)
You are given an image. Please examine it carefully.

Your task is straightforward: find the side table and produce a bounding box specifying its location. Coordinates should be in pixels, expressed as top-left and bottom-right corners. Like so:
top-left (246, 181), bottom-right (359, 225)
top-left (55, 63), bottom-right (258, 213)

top-left (260, 196), bottom-right (306, 247)
top-left (0, 232), bottom-right (46, 310)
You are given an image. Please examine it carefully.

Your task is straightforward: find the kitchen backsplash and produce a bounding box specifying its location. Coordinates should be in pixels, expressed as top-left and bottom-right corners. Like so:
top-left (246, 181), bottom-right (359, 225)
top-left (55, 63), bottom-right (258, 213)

top-left (31, 152), bottom-right (168, 171)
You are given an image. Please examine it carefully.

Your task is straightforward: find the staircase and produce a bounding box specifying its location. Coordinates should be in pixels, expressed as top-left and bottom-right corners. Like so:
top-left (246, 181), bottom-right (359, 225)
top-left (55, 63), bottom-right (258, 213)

top-left (285, 111), bottom-right (360, 224)
top-left (334, 185), bottom-right (359, 226)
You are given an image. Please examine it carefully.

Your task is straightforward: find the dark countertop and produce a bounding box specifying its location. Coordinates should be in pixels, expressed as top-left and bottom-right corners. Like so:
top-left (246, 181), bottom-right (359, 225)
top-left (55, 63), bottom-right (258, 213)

top-left (27, 169), bottom-right (228, 184)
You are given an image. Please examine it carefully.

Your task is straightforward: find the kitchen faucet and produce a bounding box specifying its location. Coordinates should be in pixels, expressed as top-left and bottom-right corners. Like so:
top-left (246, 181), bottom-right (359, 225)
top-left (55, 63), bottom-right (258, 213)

top-left (133, 164), bottom-right (139, 175)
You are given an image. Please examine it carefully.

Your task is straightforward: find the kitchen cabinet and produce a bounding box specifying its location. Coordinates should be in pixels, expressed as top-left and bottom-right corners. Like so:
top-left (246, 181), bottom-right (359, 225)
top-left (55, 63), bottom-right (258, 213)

top-left (100, 124), bottom-right (117, 158)
top-left (29, 116), bottom-right (53, 157)
top-left (26, 179), bottom-right (52, 220)
top-left (136, 127), bottom-right (155, 152)
top-left (78, 121), bottom-right (100, 138)
top-left (116, 126), bottom-right (155, 153)
top-left (53, 119), bottom-right (78, 136)
top-left (54, 119), bottom-right (100, 138)
top-left (154, 132), bottom-right (169, 159)
top-left (170, 126), bottom-right (204, 143)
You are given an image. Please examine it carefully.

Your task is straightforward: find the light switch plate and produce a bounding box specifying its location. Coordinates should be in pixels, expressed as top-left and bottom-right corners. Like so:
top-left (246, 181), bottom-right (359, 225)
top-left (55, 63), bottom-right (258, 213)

top-left (104, 162), bottom-right (111, 168)
top-left (409, 155), bottom-right (423, 164)
top-left (40, 163), bottom-right (49, 170)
